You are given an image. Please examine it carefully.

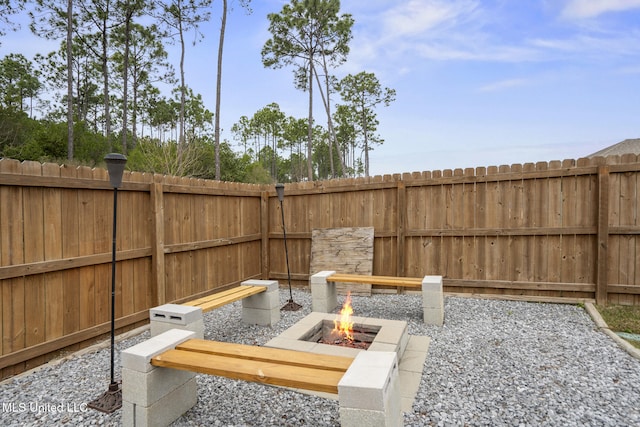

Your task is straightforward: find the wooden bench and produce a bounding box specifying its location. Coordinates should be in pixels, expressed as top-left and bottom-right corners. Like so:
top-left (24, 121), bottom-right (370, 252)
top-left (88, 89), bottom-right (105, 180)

top-left (149, 279), bottom-right (281, 337)
top-left (151, 338), bottom-right (353, 394)
top-left (326, 273), bottom-right (423, 288)
top-left (182, 285), bottom-right (267, 313)
top-left (121, 329), bottom-right (402, 427)
top-left (311, 271), bottom-right (444, 326)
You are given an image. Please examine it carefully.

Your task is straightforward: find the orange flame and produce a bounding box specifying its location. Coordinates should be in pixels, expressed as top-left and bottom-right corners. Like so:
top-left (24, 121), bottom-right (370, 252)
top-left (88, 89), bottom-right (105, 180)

top-left (333, 291), bottom-right (354, 341)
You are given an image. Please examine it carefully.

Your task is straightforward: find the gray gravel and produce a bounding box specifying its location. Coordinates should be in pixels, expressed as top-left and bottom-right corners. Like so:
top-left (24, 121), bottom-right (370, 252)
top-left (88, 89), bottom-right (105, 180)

top-left (1, 290), bottom-right (639, 426)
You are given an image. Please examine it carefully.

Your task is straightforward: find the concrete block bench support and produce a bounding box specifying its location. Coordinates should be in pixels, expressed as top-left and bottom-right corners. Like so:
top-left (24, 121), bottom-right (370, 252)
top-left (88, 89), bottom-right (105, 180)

top-left (338, 351), bottom-right (402, 427)
top-left (240, 279), bottom-right (281, 326)
top-left (149, 304), bottom-right (204, 338)
top-left (310, 271), bottom-right (444, 326)
top-left (121, 329), bottom-right (197, 427)
top-left (121, 329), bottom-right (401, 427)
top-left (149, 280), bottom-right (280, 337)
top-left (311, 270), bottom-right (338, 313)
top-left (422, 275), bottom-right (444, 327)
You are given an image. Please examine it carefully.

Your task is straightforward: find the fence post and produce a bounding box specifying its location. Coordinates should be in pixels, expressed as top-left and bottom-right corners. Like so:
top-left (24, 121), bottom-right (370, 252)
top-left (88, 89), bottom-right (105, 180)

top-left (261, 190), bottom-right (270, 280)
top-left (396, 181), bottom-right (406, 278)
top-left (596, 165), bottom-right (609, 305)
top-left (151, 181), bottom-right (166, 306)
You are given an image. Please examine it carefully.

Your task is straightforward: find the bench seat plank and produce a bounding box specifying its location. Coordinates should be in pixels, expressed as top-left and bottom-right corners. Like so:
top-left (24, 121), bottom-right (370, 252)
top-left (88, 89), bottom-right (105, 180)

top-left (183, 285), bottom-right (267, 312)
top-left (151, 348), bottom-right (346, 394)
top-left (176, 339), bottom-right (353, 372)
top-left (327, 273), bottom-right (422, 288)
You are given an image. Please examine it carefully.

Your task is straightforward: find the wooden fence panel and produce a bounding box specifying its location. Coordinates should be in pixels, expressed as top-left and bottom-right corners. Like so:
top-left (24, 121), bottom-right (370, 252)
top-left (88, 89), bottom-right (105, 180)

top-left (2, 155), bottom-right (640, 378)
top-left (609, 155), bottom-right (640, 305)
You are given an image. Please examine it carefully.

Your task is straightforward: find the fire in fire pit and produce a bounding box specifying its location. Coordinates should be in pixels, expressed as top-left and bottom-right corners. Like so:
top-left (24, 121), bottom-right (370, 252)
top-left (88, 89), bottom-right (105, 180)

top-left (304, 292), bottom-right (380, 350)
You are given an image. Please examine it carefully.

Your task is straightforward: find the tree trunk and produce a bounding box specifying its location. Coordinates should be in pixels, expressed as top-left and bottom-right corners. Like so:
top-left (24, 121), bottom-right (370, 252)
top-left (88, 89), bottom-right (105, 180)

top-left (66, 0), bottom-right (74, 160)
top-left (307, 60), bottom-right (314, 181)
top-left (362, 103), bottom-right (369, 177)
top-left (178, 3), bottom-right (186, 171)
top-left (122, 11), bottom-right (131, 155)
top-left (214, 0), bottom-right (227, 180)
top-left (102, 0), bottom-right (112, 150)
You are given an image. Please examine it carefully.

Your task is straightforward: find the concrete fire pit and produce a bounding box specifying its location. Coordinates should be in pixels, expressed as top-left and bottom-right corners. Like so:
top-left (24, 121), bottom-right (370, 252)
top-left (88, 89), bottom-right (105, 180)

top-left (265, 311), bottom-right (430, 416)
top-left (265, 312), bottom-right (410, 359)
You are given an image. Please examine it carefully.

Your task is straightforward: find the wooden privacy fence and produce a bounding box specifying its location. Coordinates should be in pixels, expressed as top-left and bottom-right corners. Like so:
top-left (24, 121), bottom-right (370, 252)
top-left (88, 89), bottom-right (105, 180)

top-left (1, 154), bottom-right (640, 378)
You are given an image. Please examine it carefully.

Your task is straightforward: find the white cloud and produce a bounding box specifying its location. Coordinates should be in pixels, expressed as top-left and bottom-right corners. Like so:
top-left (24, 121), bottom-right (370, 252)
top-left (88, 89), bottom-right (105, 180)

top-left (383, 0), bottom-right (479, 38)
top-left (478, 78), bottom-right (529, 92)
top-left (341, 0), bottom-right (640, 81)
top-left (530, 31), bottom-right (640, 57)
top-left (562, 0), bottom-right (640, 19)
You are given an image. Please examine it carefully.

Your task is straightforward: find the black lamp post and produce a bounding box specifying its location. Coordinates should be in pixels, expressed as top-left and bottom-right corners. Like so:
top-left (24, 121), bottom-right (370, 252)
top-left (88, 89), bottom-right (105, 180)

top-left (276, 183), bottom-right (301, 311)
top-left (88, 153), bottom-right (127, 413)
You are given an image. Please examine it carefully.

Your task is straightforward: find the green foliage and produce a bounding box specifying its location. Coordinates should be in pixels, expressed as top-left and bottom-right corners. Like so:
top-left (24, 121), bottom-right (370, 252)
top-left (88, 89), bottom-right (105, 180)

top-left (0, 2), bottom-right (393, 180)
top-left (337, 71), bottom-right (395, 176)
top-left (0, 107), bottom-right (109, 164)
top-left (0, 107), bottom-right (33, 157)
top-left (0, 54), bottom-right (41, 112)
top-left (0, 0), bottom-right (25, 41)
top-left (262, 0), bottom-right (354, 180)
top-left (243, 162), bottom-right (273, 184)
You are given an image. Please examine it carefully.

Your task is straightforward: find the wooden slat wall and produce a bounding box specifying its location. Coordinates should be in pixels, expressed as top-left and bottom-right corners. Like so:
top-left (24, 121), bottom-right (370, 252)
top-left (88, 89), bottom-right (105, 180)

top-left (0, 160), bottom-right (263, 379)
top-left (1, 154), bottom-right (640, 379)
top-left (270, 156), bottom-right (639, 306)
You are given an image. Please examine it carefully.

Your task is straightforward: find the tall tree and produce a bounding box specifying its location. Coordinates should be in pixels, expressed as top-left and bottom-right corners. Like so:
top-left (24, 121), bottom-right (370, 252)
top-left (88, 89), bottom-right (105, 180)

top-left (337, 71), bottom-right (395, 177)
top-left (30, 0), bottom-right (77, 158)
top-left (262, 0), bottom-right (353, 181)
top-left (65, 0), bottom-right (73, 158)
top-left (113, 23), bottom-right (175, 146)
top-left (251, 102), bottom-right (285, 179)
top-left (155, 0), bottom-right (211, 165)
top-left (282, 116), bottom-right (307, 181)
top-left (112, 0), bottom-right (148, 154)
top-left (0, 54), bottom-right (41, 113)
top-left (75, 0), bottom-right (119, 150)
top-left (214, 0), bottom-right (252, 180)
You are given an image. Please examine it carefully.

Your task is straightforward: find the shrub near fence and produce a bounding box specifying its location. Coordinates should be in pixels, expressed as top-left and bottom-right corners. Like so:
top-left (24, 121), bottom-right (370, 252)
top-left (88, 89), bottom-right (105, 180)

top-left (1, 154), bottom-right (640, 379)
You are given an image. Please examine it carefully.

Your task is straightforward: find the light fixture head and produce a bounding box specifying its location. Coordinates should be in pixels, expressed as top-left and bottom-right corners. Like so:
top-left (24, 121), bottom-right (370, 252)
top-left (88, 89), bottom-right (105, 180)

top-left (104, 153), bottom-right (127, 188)
top-left (275, 183), bottom-right (285, 202)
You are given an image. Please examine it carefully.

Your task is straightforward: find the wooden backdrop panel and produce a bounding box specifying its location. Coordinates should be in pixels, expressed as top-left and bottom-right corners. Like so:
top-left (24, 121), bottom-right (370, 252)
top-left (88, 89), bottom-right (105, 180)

top-left (310, 227), bottom-right (374, 295)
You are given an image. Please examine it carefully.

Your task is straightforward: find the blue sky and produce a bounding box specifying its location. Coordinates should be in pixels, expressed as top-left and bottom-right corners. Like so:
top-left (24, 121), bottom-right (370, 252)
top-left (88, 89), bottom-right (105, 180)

top-left (2, 0), bottom-right (640, 175)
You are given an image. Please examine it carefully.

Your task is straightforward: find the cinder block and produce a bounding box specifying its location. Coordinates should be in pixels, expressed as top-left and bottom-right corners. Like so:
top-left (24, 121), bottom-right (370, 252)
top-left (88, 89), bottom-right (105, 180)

top-left (311, 274), bottom-right (338, 312)
top-left (421, 275), bottom-right (442, 292)
top-left (241, 307), bottom-right (280, 326)
top-left (150, 304), bottom-right (203, 325)
top-left (338, 407), bottom-right (393, 427)
top-left (151, 319), bottom-right (204, 339)
top-left (423, 307), bottom-right (444, 326)
top-left (421, 275), bottom-right (443, 326)
top-left (122, 377), bottom-right (197, 427)
top-left (338, 351), bottom-right (402, 427)
top-left (339, 407), bottom-right (387, 426)
top-left (149, 304), bottom-right (204, 338)
top-left (121, 329), bottom-right (195, 373)
top-left (121, 329), bottom-right (199, 427)
top-left (338, 351), bottom-right (398, 411)
top-left (121, 366), bottom-right (195, 407)
top-left (242, 279), bottom-right (279, 292)
top-left (242, 288), bottom-right (280, 310)
top-left (310, 270), bottom-right (337, 285)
